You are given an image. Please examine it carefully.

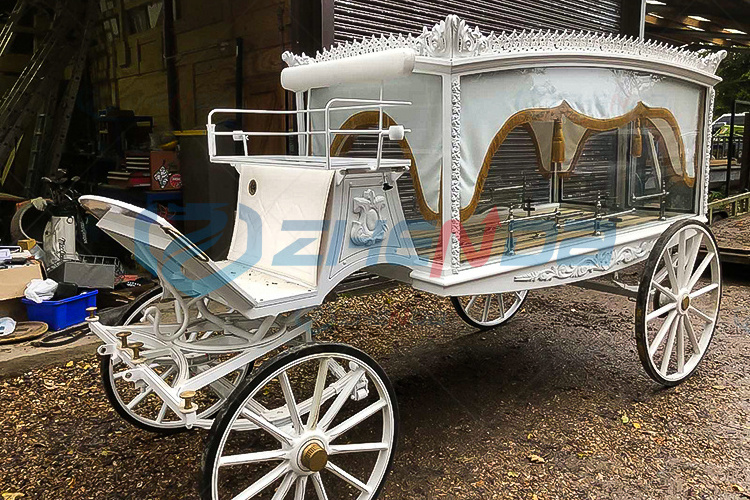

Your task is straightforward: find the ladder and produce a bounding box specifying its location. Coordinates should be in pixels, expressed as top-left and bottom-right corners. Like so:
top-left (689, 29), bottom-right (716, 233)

top-left (23, 111), bottom-right (48, 196)
top-left (0, 0), bottom-right (94, 193)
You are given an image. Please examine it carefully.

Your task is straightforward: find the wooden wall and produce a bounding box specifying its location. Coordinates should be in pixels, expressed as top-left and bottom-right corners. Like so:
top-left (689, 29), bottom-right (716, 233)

top-left (90, 0), bottom-right (293, 153)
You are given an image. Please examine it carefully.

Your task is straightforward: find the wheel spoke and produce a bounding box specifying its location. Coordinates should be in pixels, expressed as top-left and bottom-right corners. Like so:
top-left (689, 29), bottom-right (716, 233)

top-left (240, 407), bottom-right (294, 445)
top-left (126, 387), bottom-right (153, 410)
top-left (271, 472), bottom-right (296, 500)
top-left (219, 449), bottom-right (287, 467)
top-left (653, 267), bottom-right (669, 285)
top-left (677, 230), bottom-right (687, 285)
top-left (646, 301), bottom-right (677, 322)
top-left (279, 371), bottom-right (303, 434)
top-left (648, 311), bottom-right (677, 357)
top-left (481, 295), bottom-right (491, 322)
top-left (318, 368), bottom-right (366, 431)
top-left (295, 476), bottom-right (308, 500)
top-left (329, 442), bottom-right (389, 455)
top-left (231, 462), bottom-right (289, 500)
top-left (497, 294), bottom-right (506, 317)
top-left (677, 317), bottom-right (685, 374)
top-left (311, 473), bottom-right (329, 500)
top-left (156, 402), bottom-right (168, 423)
top-left (325, 461), bottom-right (371, 494)
top-left (466, 295), bottom-right (478, 311)
top-left (663, 250), bottom-right (679, 293)
top-left (659, 317), bottom-right (679, 376)
top-left (652, 281), bottom-right (676, 301)
top-left (307, 358), bottom-right (330, 430)
top-left (689, 282), bottom-right (719, 299)
top-left (688, 305), bottom-right (715, 324)
top-left (683, 315), bottom-right (702, 355)
top-left (686, 252), bottom-right (715, 291)
top-left (327, 399), bottom-right (387, 441)
top-left (683, 234), bottom-right (702, 286)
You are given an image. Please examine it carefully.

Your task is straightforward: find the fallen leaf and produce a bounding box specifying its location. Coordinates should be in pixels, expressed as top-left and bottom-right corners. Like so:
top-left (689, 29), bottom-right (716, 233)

top-left (621, 413), bottom-right (630, 424)
top-left (632, 422), bottom-right (641, 429)
top-left (732, 484), bottom-right (745, 493)
top-left (2, 493), bottom-right (25, 500)
top-left (507, 471), bottom-right (520, 478)
top-left (712, 385), bottom-right (727, 390)
top-left (528, 454), bottom-right (545, 464)
top-left (65, 361), bottom-right (73, 367)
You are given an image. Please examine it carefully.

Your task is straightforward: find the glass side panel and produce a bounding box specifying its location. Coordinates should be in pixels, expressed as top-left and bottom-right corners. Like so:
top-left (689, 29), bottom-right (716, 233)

top-left (457, 67), bottom-right (705, 264)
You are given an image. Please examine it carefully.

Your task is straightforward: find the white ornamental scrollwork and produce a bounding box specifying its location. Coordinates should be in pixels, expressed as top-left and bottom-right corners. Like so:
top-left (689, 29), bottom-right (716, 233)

top-left (351, 189), bottom-right (388, 247)
top-left (450, 76), bottom-right (461, 273)
top-left (702, 88), bottom-right (716, 216)
top-left (282, 15), bottom-right (727, 75)
top-left (513, 241), bottom-right (653, 283)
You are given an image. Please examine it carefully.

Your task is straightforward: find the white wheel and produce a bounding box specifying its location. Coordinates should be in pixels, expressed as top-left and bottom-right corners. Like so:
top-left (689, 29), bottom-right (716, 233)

top-left (202, 343), bottom-right (398, 500)
top-left (101, 290), bottom-right (247, 433)
top-left (451, 290), bottom-right (528, 329)
top-left (636, 220), bottom-right (721, 386)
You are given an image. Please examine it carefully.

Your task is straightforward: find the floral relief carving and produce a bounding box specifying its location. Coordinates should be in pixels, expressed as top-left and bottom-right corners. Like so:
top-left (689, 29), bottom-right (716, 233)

top-left (513, 241), bottom-right (653, 283)
top-left (351, 189), bottom-right (388, 247)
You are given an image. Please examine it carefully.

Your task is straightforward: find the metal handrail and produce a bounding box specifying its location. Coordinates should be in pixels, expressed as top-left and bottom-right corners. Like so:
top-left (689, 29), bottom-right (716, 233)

top-left (206, 97), bottom-right (412, 169)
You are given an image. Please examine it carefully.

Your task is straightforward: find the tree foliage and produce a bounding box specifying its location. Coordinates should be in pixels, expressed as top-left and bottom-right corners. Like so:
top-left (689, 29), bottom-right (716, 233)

top-left (714, 51), bottom-right (750, 116)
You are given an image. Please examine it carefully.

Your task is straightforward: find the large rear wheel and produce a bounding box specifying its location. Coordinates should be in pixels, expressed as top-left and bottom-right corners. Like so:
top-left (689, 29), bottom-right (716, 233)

top-left (635, 220), bottom-right (721, 386)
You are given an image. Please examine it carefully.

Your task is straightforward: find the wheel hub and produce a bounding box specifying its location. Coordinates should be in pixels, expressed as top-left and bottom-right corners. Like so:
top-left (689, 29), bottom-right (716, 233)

top-left (678, 293), bottom-right (690, 314)
top-left (300, 442), bottom-right (328, 472)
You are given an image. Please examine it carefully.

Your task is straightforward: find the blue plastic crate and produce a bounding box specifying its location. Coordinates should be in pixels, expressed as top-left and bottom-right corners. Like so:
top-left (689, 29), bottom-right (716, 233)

top-left (22, 290), bottom-right (98, 331)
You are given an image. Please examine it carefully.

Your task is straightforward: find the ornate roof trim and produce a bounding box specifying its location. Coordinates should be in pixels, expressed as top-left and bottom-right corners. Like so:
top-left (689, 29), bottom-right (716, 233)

top-left (282, 14), bottom-right (726, 75)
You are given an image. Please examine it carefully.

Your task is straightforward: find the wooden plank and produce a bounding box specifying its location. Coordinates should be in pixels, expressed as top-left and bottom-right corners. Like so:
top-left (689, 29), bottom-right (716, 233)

top-left (118, 71), bottom-right (169, 129)
top-left (233, 4), bottom-right (291, 50)
top-left (193, 55), bottom-right (235, 125)
top-left (177, 64), bottom-right (196, 129)
top-left (174, 0), bottom-right (226, 33)
top-left (175, 22), bottom-right (233, 55)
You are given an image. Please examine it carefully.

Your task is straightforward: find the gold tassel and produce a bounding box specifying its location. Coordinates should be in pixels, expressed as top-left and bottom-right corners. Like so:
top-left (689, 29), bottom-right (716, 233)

top-left (632, 118), bottom-right (643, 157)
top-left (551, 119), bottom-right (565, 164)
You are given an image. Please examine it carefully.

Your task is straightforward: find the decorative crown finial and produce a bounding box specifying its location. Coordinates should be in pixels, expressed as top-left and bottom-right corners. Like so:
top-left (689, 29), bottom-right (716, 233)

top-left (281, 15), bottom-right (726, 75)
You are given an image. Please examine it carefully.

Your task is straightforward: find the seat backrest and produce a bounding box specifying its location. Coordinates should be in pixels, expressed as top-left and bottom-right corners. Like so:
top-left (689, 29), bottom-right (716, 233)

top-left (227, 164), bottom-right (335, 287)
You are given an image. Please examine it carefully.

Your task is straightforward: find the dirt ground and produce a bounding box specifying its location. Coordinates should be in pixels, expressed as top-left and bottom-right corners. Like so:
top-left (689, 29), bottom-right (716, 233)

top-left (1, 265), bottom-right (749, 500)
top-left (712, 212), bottom-right (750, 252)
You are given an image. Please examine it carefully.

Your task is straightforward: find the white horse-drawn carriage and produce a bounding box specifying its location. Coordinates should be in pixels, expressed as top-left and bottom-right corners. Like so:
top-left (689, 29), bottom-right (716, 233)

top-left (80, 15), bottom-right (725, 499)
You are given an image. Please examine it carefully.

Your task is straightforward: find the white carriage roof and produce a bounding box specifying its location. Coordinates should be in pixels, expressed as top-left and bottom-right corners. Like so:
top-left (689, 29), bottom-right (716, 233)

top-left (281, 14), bottom-right (726, 78)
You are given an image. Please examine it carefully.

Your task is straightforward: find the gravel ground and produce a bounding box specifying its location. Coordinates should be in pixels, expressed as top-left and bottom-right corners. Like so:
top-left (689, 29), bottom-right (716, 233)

top-left (712, 213), bottom-right (750, 251)
top-left (1, 267), bottom-right (749, 500)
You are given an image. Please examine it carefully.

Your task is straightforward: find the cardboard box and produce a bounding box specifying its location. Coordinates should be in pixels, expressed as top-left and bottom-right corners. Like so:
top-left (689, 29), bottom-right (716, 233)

top-left (0, 260), bottom-right (43, 301)
top-left (150, 151), bottom-right (182, 191)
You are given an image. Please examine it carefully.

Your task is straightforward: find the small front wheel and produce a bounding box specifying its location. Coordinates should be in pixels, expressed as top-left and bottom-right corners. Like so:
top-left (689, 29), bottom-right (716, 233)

top-left (202, 343), bottom-right (398, 500)
top-left (635, 220), bottom-right (721, 386)
top-left (451, 290), bottom-right (528, 329)
top-left (101, 288), bottom-right (246, 433)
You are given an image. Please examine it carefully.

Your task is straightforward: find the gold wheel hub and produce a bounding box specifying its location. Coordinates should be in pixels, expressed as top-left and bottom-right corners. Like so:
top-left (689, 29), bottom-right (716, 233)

top-left (681, 295), bottom-right (690, 312)
top-left (301, 442), bottom-right (328, 472)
